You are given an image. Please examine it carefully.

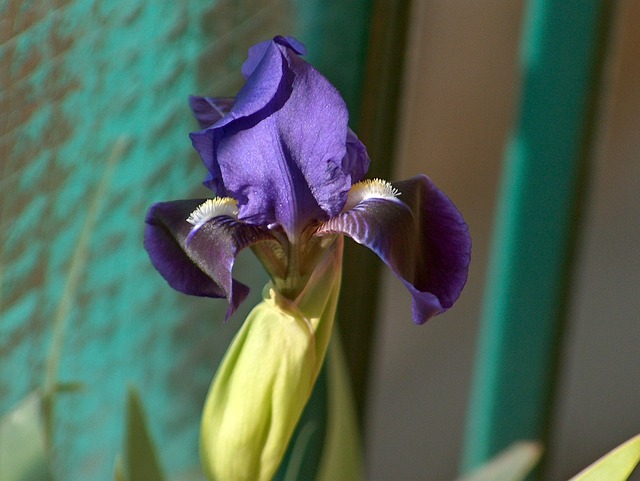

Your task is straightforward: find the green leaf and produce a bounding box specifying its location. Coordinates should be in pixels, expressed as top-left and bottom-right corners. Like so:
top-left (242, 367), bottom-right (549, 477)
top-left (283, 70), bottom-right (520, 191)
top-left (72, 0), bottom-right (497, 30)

top-left (280, 421), bottom-right (321, 481)
top-left (114, 456), bottom-right (127, 481)
top-left (569, 434), bottom-right (640, 481)
top-left (0, 392), bottom-right (54, 481)
top-left (456, 441), bottom-right (542, 481)
top-left (273, 362), bottom-right (329, 481)
top-left (315, 334), bottom-right (363, 481)
top-left (123, 387), bottom-right (166, 481)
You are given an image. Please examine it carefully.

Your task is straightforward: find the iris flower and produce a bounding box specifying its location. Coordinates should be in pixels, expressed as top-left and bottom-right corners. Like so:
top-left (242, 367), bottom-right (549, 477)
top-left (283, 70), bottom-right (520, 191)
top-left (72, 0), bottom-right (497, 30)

top-left (144, 36), bottom-right (470, 481)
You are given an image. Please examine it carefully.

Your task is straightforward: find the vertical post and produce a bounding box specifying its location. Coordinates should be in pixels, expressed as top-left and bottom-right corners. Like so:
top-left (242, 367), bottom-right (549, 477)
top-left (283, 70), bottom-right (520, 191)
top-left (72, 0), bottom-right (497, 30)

top-left (294, 0), bottom-right (374, 127)
top-left (462, 0), bottom-right (615, 474)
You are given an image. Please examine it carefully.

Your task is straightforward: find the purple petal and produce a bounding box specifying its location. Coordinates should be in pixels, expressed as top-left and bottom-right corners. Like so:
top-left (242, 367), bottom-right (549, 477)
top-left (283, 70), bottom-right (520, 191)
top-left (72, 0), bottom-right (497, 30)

top-left (241, 35), bottom-right (306, 79)
top-left (344, 129), bottom-right (370, 184)
top-left (316, 175), bottom-right (471, 324)
top-left (144, 200), bottom-right (274, 320)
top-left (189, 96), bottom-right (234, 129)
top-left (190, 37), bottom-right (363, 237)
top-left (189, 40), bottom-right (288, 200)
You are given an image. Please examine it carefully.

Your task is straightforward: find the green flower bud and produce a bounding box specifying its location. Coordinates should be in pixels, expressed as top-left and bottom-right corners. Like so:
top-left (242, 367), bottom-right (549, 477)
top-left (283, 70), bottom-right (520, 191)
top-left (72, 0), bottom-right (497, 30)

top-left (200, 238), bottom-right (343, 481)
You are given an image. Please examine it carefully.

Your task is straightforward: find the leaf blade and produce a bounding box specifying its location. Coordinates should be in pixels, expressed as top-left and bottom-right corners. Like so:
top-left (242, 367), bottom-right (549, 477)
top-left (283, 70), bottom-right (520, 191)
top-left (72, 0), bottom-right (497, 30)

top-left (456, 441), bottom-right (542, 481)
top-left (124, 387), bottom-right (166, 481)
top-left (0, 392), bottom-right (54, 481)
top-left (569, 434), bottom-right (640, 481)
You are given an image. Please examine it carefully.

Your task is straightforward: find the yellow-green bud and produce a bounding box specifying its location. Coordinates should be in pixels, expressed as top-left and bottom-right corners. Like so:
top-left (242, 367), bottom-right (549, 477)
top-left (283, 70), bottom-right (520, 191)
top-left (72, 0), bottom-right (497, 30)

top-left (200, 238), bottom-right (343, 481)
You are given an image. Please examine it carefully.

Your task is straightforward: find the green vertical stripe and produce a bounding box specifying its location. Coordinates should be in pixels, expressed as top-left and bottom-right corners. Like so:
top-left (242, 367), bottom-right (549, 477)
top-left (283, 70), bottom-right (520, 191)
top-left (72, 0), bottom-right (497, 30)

top-left (463, 0), bottom-right (615, 474)
top-left (293, 0), bottom-right (374, 127)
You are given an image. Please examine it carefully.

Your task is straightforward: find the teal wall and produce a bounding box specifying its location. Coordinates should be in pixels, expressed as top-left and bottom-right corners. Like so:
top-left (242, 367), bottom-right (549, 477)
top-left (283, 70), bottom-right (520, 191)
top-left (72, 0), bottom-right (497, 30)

top-left (1, 1), bottom-right (374, 479)
top-left (1, 1), bottom-right (289, 479)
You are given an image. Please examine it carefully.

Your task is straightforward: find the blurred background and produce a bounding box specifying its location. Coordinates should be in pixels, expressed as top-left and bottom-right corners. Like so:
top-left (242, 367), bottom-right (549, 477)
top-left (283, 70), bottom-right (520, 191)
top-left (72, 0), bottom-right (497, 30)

top-left (368, 1), bottom-right (640, 480)
top-left (1, 0), bottom-right (638, 480)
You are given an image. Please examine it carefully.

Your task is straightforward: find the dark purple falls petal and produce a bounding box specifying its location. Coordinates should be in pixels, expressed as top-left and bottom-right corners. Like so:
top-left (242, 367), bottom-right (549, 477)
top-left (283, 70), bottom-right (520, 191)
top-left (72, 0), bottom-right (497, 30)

top-left (144, 199), bottom-right (274, 320)
top-left (316, 175), bottom-right (471, 324)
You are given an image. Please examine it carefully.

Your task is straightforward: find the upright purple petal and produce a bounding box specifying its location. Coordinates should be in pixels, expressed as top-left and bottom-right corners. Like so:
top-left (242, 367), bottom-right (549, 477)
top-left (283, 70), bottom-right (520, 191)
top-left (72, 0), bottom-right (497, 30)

top-left (344, 129), bottom-right (370, 184)
top-left (316, 175), bottom-right (471, 324)
top-left (241, 35), bottom-right (306, 79)
top-left (144, 200), bottom-right (275, 320)
top-left (189, 40), bottom-right (290, 202)
top-left (190, 37), bottom-right (363, 237)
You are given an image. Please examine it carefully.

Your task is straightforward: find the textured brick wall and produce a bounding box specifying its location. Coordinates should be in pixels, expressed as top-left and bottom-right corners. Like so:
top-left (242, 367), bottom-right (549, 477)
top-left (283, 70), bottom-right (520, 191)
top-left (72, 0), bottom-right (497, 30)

top-left (1, 1), bottom-right (293, 479)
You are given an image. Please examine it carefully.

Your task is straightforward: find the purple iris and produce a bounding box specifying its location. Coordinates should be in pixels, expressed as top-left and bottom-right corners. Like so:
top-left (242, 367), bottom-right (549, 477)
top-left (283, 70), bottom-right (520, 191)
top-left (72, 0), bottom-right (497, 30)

top-left (144, 35), bottom-right (471, 325)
